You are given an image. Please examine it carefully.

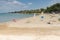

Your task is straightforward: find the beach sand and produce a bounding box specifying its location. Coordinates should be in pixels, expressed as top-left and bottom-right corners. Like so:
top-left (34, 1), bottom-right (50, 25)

top-left (0, 27), bottom-right (60, 40)
top-left (0, 14), bottom-right (60, 40)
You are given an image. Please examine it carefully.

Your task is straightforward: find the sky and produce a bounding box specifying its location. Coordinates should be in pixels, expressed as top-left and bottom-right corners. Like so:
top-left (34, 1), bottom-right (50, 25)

top-left (0, 0), bottom-right (60, 13)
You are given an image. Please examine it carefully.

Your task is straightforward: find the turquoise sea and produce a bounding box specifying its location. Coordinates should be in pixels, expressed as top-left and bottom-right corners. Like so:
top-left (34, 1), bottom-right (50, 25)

top-left (0, 13), bottom-right (34, 23)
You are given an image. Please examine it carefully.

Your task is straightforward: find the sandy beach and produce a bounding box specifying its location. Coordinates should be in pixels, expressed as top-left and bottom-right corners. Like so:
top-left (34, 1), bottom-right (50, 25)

top-left (0, 14), bottom-right (60, 40)
top-left (6, 13), bottom-right (60, 27)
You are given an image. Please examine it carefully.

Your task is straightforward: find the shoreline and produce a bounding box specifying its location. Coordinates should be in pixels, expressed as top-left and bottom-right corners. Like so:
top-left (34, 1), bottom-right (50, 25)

top-left (0, 14), bottom-right (60, 27)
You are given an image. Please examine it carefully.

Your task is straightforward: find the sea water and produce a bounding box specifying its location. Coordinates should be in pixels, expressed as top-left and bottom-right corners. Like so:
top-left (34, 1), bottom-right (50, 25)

top-left (0, 13), bottom-right (34, 23)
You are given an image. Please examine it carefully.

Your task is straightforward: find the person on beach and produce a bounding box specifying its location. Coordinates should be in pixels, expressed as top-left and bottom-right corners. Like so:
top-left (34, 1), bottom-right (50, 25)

top-left (40, 15), bottom-right (44, 21)
top-left (12, 19), bottom-right (16, 22)
top-left (41, 16), bottom-right (44, 19)
top-left (33, 13), bottom-right (36, 19)
top-left (40, 12), bottom-right (44, 21)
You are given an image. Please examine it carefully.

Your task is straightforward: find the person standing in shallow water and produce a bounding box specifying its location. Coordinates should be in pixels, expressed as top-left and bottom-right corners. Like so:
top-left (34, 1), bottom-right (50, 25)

top-left (33, 13), bottom-right (36, 19)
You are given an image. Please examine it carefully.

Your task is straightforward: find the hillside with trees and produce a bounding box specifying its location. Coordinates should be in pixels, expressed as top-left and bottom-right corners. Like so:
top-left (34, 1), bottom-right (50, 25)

top-left (44, 3), bottom-right (60, 13)
top-left (10, 3), bottom-right (60, 14)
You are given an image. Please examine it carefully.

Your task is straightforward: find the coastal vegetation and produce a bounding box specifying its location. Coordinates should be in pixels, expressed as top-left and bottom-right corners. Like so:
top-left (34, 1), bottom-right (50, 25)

top-left (44, 3), bottom-right (60, 13)
top-left (11, 3), bottom-right (60, 14)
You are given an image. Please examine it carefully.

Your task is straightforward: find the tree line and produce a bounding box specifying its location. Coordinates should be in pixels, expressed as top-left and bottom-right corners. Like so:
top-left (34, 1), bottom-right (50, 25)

top-left (10, 3), bottom-right (60, 14)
